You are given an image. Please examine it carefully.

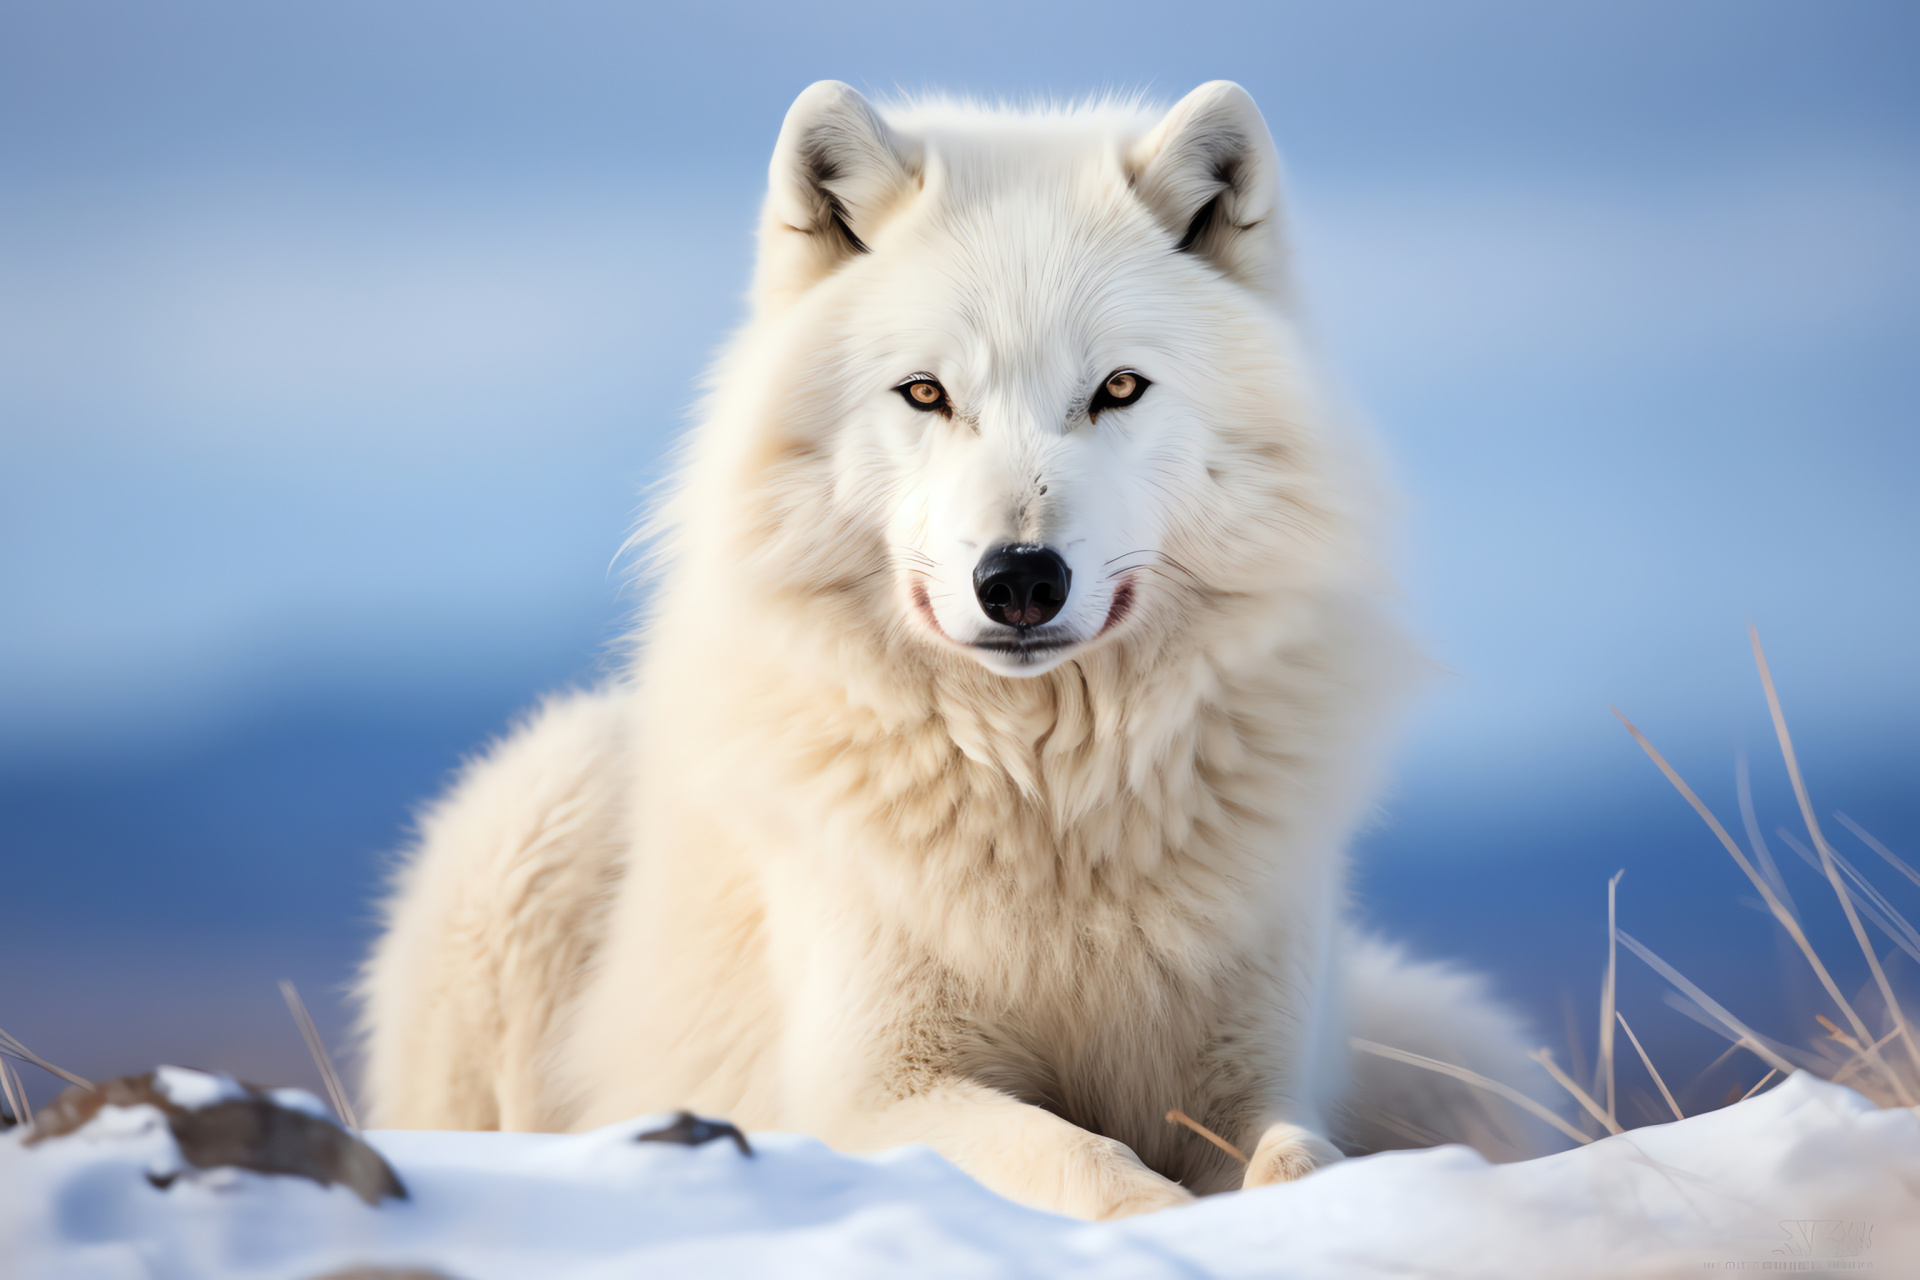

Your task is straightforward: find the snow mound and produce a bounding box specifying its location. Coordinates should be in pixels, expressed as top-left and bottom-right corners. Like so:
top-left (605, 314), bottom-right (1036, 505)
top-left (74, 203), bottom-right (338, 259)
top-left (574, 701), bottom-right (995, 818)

top-left (3, 1072), bottom-right (1914, 1279)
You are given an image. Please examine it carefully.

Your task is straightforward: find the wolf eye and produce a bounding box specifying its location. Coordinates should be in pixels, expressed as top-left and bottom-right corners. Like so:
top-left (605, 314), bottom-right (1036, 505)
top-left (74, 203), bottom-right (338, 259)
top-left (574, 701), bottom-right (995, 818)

top-left (1089, 369), bottom-right (1150, 418)
top-left (897, 378), bottom-right (950, 413)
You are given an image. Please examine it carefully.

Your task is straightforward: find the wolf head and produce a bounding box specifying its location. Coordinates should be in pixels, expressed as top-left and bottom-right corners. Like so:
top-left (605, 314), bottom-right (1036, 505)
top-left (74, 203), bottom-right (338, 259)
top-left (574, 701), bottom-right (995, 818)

top-left (672, 82), bottom-right (1371, 685)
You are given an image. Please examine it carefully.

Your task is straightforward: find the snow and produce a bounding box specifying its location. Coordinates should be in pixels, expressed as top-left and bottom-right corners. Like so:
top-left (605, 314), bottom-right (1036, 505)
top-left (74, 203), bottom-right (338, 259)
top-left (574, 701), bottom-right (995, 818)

top-left (3, 1072), bottom-right (1914, 1279)
top-left (150, 1066), bottom-right (249, 1112)
top-left (262, 1089), bottom-right (334, 1120)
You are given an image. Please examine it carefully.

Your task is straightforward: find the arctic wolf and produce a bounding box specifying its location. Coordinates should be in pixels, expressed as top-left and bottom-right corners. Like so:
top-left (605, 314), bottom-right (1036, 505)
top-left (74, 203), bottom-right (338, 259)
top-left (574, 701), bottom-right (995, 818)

top-left (361, 80), bottom-right (1547, 1219)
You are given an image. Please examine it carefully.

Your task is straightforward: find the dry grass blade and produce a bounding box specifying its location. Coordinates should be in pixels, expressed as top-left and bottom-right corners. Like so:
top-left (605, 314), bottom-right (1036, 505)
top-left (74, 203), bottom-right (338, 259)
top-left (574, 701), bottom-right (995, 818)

top-left (1739, 1068), bottom-right (1780, 1102)
top-left (1532, 1048), bottom-right (1624, 1135)
top-left (1750, 626), bottom-right (1920, 1099)
top-left (0, 1056), bottom-right (30, 1126)
top-left (1352, 1037), bottom-right (1592, 1147)
top-left (1776, 828), bottom-right (1920, 963)
top-left (1561, 991), bottom-right (1589, 1098)
top-left (1817, 1016), bottom-right (1902, 1082)
top-left (1615, 1011), bottom-right (1684, 1122)
top-left (1164, 1108), bottom-right (1248, 1164)
top-left (1839, 812), bottom-right (1920, 893)
top-left (279, 980), bottom-right (360, 1131)
top-left (1617, 931), bottom-right (1797, 1077)
top-left (1610, 705), bottom-right (1903, 1099)
top-left (0, 1024), bottom-right (91, 1090)
top-left (1738, 754), bottom-right (1797, 919)
top-left (1599, 870), bottom-right (1623, 1126)
top-left (1660, 994), bottom-right (1821, 1073)
top-left (1829, 1026), bottom-right (1902, 1090)
top-left (1696, 1039), bottom-right (1749, 1081)
top-left (1350, 1107), bottom-right (1450, 1150)
top-left (1816, 1013), bottom-right (1864, 1054)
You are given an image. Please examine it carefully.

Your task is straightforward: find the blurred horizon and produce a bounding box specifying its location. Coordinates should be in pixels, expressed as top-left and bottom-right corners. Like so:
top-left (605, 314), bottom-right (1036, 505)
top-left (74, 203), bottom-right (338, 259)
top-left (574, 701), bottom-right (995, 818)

top-left (4, 0), bottom-right (1917, 1122)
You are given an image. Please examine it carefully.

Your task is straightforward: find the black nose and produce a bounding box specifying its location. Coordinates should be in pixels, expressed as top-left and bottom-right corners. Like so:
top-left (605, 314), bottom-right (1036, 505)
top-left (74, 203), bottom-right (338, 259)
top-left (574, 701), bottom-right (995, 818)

top-left (973, 545), bottom-right (1072, 629)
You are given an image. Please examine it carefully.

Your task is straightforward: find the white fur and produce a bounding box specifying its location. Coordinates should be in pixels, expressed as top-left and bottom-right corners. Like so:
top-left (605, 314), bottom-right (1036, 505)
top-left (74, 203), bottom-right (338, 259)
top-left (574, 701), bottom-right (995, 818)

top-left (359, 82), bottom-right (1553, 1219)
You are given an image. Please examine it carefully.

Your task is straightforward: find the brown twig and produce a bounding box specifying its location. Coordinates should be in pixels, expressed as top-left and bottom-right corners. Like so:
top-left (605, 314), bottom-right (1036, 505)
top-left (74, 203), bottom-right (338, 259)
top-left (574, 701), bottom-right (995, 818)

top-left (1816, 1013), bottom-right (1863, 1053)
top-left (1164, 1108), bottom-right (1248, 1164)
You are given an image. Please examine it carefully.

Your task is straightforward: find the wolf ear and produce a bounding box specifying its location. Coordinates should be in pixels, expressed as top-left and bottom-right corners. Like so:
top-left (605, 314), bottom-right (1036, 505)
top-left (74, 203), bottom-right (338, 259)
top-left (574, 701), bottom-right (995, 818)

top-left (755, 81), bottom-right (918, 310)
top-left (1129, 82), bottom-right (1288, 295)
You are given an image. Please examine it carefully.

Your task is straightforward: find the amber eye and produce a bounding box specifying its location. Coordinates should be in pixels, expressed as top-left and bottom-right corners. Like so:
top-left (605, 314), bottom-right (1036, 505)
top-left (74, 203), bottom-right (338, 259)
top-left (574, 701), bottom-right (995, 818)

top-left (1089, 369), bottom-right (1151, 419)
top-left (897, 378), bottom-right (949, 413)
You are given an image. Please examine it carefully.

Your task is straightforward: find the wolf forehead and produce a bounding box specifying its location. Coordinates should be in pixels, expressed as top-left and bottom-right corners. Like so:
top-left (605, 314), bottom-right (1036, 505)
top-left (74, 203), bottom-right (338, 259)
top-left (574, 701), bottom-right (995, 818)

top-left (755, 81), bottom-right (1291, 319)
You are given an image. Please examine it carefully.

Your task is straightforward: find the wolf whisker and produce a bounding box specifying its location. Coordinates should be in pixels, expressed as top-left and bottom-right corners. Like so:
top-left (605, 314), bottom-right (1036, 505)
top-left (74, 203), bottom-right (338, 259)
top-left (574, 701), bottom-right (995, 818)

top-left (1102, 549), bottom-right (1202, 581)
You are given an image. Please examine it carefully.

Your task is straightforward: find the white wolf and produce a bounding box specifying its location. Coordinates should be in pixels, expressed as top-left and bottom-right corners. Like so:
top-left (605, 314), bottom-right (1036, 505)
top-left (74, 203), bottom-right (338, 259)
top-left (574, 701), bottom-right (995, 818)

top-left (360, 81), bottom-right (1549, 1219)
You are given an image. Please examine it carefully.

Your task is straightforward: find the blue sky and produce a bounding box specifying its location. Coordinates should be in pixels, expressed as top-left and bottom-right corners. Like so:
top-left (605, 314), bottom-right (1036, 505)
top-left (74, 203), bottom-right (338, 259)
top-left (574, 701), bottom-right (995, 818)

top-left (5, 1), bottom-right (1916, 782)
top-left (2, 0), bottom-right (1916, 1100)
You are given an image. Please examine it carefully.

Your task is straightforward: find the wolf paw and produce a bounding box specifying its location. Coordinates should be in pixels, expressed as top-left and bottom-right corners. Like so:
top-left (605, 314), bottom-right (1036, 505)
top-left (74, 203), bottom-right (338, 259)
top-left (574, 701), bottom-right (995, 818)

top-left (1093, 1176), bottom-right (1196, 1220)
top-left (1241, 1121), bottom-right (1343, 1190)
top-left (1064, 1132), bottom-right (1197, 1219)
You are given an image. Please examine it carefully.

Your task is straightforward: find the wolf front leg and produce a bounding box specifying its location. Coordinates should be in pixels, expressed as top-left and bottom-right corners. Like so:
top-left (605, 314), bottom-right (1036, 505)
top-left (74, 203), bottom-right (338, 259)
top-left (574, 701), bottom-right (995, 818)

top-left (847, 1079), bottom-right (1194, 1219)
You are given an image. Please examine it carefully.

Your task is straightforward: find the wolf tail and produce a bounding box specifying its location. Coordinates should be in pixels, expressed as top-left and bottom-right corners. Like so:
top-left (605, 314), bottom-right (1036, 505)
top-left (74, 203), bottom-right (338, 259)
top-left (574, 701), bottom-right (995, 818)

top-left (1340, 932), bottom-right (1572, 1162)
